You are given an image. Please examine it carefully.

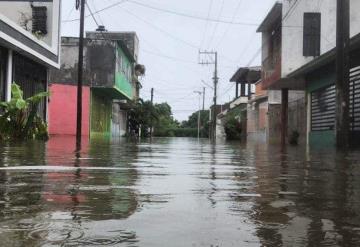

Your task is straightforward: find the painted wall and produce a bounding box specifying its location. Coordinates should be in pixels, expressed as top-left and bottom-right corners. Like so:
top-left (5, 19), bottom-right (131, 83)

top-left (115, 45), bottom-right (133, 99)
top-left (282, 0), bottom-right (360, 77)
top-left (48, 84), bottom-right (90, 136)
top-left (90, 89), bottom-right (112, 138)
top-left (0, 0), bottom-right (61, 67)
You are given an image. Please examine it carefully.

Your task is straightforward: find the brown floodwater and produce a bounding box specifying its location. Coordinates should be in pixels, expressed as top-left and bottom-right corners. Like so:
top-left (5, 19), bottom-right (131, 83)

top-left (0, 136), bottom-right (360, 246)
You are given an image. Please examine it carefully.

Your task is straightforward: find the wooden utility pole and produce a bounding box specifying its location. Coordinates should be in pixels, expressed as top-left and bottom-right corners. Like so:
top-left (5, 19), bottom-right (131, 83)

top-left (198, 51), bottom-right (218, 140)
top-left (336, 0), bottom-right (350, 148)
top-left (150, 88), bottom-right (154, 137)
top-left (76, 0), bottom-right (86, 150)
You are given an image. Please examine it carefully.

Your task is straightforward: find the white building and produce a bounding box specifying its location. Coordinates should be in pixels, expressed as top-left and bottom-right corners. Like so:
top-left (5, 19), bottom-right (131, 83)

top-left (281, 0), bottom-right (360, 78)
top-left (0, 0), bottom-right (61, 118)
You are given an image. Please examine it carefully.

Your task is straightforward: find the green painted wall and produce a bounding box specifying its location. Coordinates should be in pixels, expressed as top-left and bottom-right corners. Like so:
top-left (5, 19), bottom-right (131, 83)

top-left (306, 66), bottom-right (336, 146)
top-left (90, 90), bottom-right (112, 138)
top-left (309, 130), bottom-right (335, 147)
top-left (306, 66), bottom-right (335, 93)
top-left (115, 47), bottom-right (133, 100)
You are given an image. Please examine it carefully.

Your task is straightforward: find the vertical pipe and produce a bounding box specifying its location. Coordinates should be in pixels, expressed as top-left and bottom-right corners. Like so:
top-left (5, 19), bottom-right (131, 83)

top-left (5, 49), bottom-right (13, 102)
top-left (281, 88), bottom-right (289, 147)
top-left (76, 0), bottom-right (86, 150)
top-left (335, 0), bottom-right (350, 148)
top-left (235, 82), bottom-right (239, 98)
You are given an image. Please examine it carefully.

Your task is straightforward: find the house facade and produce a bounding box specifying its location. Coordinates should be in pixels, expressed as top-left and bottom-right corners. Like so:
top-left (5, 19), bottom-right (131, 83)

top-left (269, 0), bottom-right (360, 146)
top-left (49, 31), bottom-right (142, 138)
top-left (0, 0), bottom-right (61, 119)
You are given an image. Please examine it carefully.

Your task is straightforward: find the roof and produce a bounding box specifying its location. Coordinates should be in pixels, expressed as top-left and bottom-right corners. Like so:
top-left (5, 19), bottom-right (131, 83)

top-left (257, 2), bottom-right (282, 32)
top-left (288, 32), bottom-right (360, 78)
top-left (230, 66), bottom-right (261, 83)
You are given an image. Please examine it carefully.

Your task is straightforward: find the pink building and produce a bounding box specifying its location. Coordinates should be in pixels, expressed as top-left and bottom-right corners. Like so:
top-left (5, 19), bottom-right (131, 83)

top-left (48, 84), bottom-right (90, 136)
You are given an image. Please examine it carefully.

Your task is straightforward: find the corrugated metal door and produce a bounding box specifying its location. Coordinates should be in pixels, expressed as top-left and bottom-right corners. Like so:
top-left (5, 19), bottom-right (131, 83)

top-left (311, 85), bottom-right (336, 131)
top-left (350, 66), bottom-right (360, 132)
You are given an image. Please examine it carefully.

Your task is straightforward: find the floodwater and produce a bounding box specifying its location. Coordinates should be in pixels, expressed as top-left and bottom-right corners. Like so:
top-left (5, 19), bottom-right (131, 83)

top-left (0, 137), bottom-right (360, 247)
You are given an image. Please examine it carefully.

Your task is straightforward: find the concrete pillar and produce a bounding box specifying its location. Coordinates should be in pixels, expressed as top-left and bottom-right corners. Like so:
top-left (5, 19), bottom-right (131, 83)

top-left (240, 82), bottom-right (246, 97)
top-left (281, 88), bottom-right (289, 147)
top-left (5, 49), bottom-right (13, 102)
top-left (235, 82), bottom-right (239, 98)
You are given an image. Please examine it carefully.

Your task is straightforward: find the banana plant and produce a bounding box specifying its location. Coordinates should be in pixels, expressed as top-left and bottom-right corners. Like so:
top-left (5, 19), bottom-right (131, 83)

top-left (0, 83), bottom-right (50, 140)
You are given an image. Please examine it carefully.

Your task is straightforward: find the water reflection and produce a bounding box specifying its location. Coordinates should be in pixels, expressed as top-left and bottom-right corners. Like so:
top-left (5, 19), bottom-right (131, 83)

top-left (0, 137), bottom-right (360, 246)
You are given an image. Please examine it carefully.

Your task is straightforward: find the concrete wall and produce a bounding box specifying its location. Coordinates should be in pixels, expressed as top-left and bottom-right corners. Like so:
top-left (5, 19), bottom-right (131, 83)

top-left (0, 0), bottom-right (61, 67)
top-left (48, 84), bottom-right (90, 136)
top-left (49, 37), bottom-right (90, 85)
top-left (288, 97), bottom-right (307, 145)
top-left (268, 104), bottom-right (282, 143)
top-left (281, 0), bottom-right (360, 77)
top-left (247, 101), bottom-right (269, 142)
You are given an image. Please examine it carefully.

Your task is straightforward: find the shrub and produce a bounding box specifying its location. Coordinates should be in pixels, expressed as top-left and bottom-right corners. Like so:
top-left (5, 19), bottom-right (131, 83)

top-left (0, 83), bottom-right (49, 141)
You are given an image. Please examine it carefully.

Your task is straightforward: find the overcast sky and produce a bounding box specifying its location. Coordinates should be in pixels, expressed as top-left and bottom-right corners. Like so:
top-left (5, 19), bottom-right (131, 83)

top-left (61, 0), bottom-right (276, 121)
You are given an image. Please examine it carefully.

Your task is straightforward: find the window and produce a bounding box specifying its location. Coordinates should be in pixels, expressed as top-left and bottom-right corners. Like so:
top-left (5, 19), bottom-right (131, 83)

top-left (303, 13), bottom-right (321, 57)
top-left (32, 6), bottom-right (47, 35)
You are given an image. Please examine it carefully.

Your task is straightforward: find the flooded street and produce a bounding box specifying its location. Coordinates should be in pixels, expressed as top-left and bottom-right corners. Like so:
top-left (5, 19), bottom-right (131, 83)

top-left (0, 137), bottom-right (360, 246)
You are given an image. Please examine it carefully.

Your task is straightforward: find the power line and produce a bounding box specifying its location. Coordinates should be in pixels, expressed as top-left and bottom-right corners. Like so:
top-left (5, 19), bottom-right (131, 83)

top-left (199, 0), bottom-right (214, 48)
top-left (63, 0), bottom-right (129, 23)
top-left (90, 0), bottom-right (104, 26)
top-left (127, 0), bottom-right (260, 26)
top-left (85, 2), bottom-right (100, 27)
top-left (214, 0), bottom-right (244, 49)
top-left (206, 0), bottom-right (225, 49)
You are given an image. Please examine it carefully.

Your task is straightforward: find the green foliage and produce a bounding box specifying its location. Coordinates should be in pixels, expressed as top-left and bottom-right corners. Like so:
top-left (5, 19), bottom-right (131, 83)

top-left (0, 83), bottom-right (49, 141)
top-left (224, 109), bottom-right (242, 140)
top-left (129, 100), bottom-right (179, 137)
top-left (181, 110), bottom-right (209, 138)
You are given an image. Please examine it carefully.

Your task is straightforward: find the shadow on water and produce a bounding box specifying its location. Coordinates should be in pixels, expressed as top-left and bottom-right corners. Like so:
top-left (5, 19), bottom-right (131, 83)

top-left (0, 137), bottom-right (360, 246)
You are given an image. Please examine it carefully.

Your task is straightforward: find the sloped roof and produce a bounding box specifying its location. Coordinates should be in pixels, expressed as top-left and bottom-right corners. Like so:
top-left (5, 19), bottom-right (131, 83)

top-left (230, 66), bottom-right (261, 83)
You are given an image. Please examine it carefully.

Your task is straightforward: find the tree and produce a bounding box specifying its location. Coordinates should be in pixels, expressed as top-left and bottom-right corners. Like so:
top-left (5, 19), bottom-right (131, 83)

top-left (0, 83), bottom-right (49, 141)
top-left (129, 100), bottom-right (179, 137)
top-left (181, 110), bottom-right (210, 137)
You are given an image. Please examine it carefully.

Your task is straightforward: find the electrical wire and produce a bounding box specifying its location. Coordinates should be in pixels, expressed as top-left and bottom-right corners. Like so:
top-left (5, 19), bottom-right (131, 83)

top-left (63, 0), bottom-right (129, 23)
top-left (206, 0), bottom-right (225, 49)
top-left (199, 0), bottom-right (214, 48)
top-left (127, 0), bottom-right (260, 26)
top-left (214, 0), bottom-right (244, 49)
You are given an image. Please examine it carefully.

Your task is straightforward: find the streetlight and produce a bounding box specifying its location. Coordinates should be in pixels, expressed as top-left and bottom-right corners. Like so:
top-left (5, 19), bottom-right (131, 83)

top-left (194, 90), bottom-right (202, 139)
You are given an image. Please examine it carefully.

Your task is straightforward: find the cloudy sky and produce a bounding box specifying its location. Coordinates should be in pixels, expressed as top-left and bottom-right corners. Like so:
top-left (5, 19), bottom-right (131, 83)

top-left (61, 0), bottom-right (276, 121)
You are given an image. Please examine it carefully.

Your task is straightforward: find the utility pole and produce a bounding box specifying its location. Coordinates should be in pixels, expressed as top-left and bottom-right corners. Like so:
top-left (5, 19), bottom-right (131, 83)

top-left (150, 88), bottom-right (154, 138)
top-left (194, 91), bottom-right (202, 139)
top-left (199, 51), bottom-right (218, 140)
top-left (336, 0), bottom-right (350, 148)
top-left (202, 87), bottom-right (205, 111)
top-left (76, 0), bottom-right (86, 150)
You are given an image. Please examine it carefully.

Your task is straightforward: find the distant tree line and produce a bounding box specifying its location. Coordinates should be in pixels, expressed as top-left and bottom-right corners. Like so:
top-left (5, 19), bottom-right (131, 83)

top-left (129, 99), bottom-right (210, 138)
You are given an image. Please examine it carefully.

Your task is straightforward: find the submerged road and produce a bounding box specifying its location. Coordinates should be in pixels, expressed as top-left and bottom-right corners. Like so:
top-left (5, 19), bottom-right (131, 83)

top-left (0, 137), bottom-right (360, 246)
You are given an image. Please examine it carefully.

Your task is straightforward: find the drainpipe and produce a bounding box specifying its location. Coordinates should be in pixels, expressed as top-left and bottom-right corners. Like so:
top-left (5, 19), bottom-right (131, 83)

top-left (281, 88), bottom-right (289, 147)
top-left (5, 49), bottom-right (13, 102)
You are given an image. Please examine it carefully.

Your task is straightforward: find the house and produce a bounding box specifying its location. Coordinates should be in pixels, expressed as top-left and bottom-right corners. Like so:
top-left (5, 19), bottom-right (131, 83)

top-left (49, 29), bottom-right (143, 138)
top-left (0, 1), bottom-right (61, 119)
top-left (229, 67), bottom-right (260, 140)
top-left (257, 0), bottom-right (360, 146)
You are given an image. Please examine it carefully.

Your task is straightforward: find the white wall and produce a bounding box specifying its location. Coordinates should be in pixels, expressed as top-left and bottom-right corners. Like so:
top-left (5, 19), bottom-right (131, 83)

top-left (281, 0), bottom-right (360, 77)
top-left (0, 0), bottom-right (61, 66)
